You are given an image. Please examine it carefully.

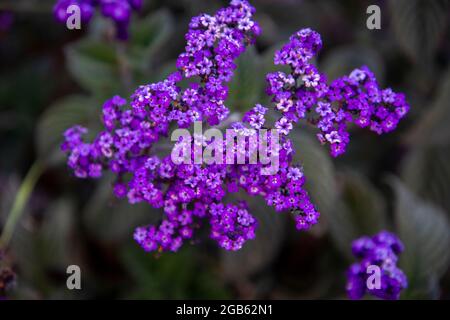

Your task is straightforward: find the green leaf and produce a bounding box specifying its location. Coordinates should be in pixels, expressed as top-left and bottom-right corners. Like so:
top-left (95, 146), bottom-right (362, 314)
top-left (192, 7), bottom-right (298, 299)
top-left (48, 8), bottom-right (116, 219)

top-left (226, 47), bottom-right (265, 111)
top-left (35, 95), bottom-right (100, 162)
top-left (320, 45), bottom-right (385, 82)
top-left (390, 177), bottom-right (450, 299)
top-left (402, 69), bottom-right (450, 217)
top-left (120, 245), bottom-right (230, 299)
top-left (65, 39), bottom-right (121, 95)
top-left (10, 198), bottom-right (75, 295)
top-left (402, 144), bottom-right (450, 218)
top-left (38, 198), bottom-right (75, 267)
top-left (128, 9), bottom-right (174, 71)
top-left (388, 0), bottom-right (449, 62)
top-left (406, 68), bottom-right (450, 146)
top-left (333, 170), bottom-right (388, 257)
top-left (340, 171), bottom-right (387, 233)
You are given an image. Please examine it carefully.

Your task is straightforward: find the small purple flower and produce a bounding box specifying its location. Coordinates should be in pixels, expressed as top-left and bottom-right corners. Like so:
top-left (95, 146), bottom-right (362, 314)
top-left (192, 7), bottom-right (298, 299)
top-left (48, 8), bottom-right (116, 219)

top-left (346, 231), bottom-right (408, 300)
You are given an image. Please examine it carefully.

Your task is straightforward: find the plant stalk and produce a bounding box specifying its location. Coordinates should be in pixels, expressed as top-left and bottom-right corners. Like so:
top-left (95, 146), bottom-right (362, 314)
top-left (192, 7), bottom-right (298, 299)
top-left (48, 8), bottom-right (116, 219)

top-left (0, 161), bottom-right (44, 249)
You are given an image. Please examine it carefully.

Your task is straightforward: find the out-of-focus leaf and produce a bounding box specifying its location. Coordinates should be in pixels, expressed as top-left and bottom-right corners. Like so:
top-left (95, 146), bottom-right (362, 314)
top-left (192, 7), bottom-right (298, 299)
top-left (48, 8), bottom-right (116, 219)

top-left (38, 198), bottom-right (74, 267)
top-left (402, 69), bottom-right (450, 218)
top-left (221, 194), bottom-right (287, 282)
top-left (128, 9), bottom-right (174, 71)
top-left (10, 198), bottom-right (75, 294)
top-left (402, 144), bottom-right (450, 218)
top-left (82, 174), bottom-right (160, 242)
top-left (406, 68), bottom-right (450, 146)
top-left (120, 244), bottom-right (230, 299)
top-left (35, 95), bottom-right (100, 163)
top-left (332, 170), bottom-right (387, 257)
top-left (65, 39), bottom-right (121, 96)
top-left (226, 47), bottom-right (265, 111)
top-left (320, 45), bottom-right (384, 82)
top-left (0, 58), bottom-right (53, 116)
top-left (390, 177), bottom-right (450, 299)
top-left (389, 0), bottom-right (449, 62)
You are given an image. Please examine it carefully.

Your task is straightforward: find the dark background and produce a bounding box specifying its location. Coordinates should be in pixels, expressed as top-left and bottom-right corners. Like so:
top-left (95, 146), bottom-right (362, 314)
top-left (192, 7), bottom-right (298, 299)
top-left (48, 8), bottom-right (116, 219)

top-left (0, 0), bottom-right (449, 299)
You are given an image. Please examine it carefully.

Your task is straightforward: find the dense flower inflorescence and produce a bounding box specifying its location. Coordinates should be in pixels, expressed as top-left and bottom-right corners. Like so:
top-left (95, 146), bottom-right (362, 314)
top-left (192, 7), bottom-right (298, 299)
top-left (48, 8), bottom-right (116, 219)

top-left (53, 0), bottom-right (143, 40)
top-left (346, 231), bottom-right (407, 300)
top-left (62, 1), bottom-right (409, 254)
top-left (62, 0), bottom-right (281, 252)
top-left (266, 28), bottom-right (410, 157)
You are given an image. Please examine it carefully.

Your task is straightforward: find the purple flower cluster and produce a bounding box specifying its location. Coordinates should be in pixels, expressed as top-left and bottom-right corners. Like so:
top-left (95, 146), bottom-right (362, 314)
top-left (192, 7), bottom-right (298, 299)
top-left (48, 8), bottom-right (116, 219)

top-left (266, 29), bottom-right (410, 157)
top-left (53, 0), bottom-right (143, 40)
top-left (61, 1), bottom-right (409, 254)
top-left (346, 231), bottom-right (407, 300)
top-left (61, 1), bottom-right (276, 252)
top-left (238, 108), bottom-right (320, 230)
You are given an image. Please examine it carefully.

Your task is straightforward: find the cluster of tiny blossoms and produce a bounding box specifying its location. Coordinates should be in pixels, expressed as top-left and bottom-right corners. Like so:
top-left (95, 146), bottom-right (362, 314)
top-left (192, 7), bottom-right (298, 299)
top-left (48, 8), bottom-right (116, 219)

top-left (62, 0), bottom-right (276, 252)
top-left (238, 107), bottom-right (319, 230)
top-left (62, 2), bottom-right (409, 254)
top-left (266, 29), bottom-right (410, 156)
top-left (346, 231), bottom-right (407, 300)
top-left (53, 0), bottom-right (142, 39)
top-left (172, 111), bottom-right (319, 233)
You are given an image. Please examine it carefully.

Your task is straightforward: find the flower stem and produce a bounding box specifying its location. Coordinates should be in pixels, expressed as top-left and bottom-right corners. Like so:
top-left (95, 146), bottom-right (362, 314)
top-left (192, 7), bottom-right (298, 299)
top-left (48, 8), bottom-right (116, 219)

top-left (0, 161), bottom-right (44, 249)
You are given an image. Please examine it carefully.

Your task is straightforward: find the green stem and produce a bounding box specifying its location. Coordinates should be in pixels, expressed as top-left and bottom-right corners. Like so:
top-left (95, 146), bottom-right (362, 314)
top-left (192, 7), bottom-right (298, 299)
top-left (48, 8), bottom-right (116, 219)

top-left (0, 161), bottom-right (45, 249)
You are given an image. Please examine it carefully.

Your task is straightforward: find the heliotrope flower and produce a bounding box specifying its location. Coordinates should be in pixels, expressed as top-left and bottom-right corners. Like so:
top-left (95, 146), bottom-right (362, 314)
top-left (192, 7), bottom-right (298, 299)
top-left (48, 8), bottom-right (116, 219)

top-left (265, 28), bottom-right (410, 157)
top-left (62, 0), bottom-right (272, 252)
top-left (346, 231), bottom-right (408, 300)
top-left (53, 0), bottom-right (143, 40)
top-left (61, 1), bottom-right (409, 254)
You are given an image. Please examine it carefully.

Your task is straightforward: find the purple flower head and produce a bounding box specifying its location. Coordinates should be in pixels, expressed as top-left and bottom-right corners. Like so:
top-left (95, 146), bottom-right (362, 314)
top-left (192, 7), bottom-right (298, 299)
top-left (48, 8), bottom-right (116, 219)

top-left (61, 3), bottom-right (410, 255)
top-left (346, 231), bottom-right (407, 300)
top-left (266, 28), bottom-right (409, 157)
top-left (62, 1), bottom-right (275, 253)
